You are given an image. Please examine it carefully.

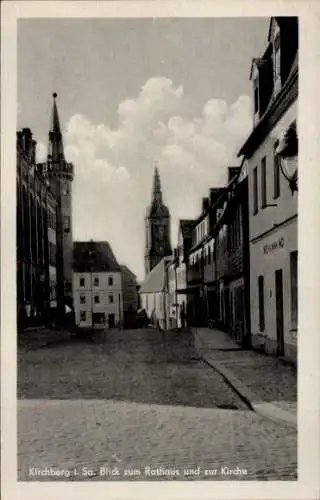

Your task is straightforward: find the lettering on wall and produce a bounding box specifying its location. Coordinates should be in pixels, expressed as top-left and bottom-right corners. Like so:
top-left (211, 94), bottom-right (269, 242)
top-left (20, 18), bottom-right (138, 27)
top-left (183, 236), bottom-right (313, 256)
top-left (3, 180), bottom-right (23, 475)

top-left (263, 237), bottom-right (284, 255)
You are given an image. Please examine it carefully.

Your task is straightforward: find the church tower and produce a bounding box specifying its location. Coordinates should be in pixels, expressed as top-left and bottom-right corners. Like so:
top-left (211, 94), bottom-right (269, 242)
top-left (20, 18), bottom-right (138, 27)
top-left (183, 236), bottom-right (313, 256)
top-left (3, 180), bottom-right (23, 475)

top-left (144, 165), bottom-right (172, 276)
top-left (46, 93), bottom-right (74, 307)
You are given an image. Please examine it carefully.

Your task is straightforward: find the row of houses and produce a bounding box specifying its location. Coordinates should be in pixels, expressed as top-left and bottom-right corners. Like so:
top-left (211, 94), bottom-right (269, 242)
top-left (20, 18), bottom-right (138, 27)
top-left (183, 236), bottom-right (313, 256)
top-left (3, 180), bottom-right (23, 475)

top-left (140, 17), bottom-right (298, 363)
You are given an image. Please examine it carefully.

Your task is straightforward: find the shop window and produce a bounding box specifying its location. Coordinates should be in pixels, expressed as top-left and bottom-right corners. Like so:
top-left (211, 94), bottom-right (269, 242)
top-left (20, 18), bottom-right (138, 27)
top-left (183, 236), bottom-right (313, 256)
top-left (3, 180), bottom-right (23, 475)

top-left (273, 142), bottom-right (281, 199)
top-left (253, 167), bottom-right (258, 215)
top-left (258, 275), bottom-right (265, 331)
top-left (290, 251), bottom-right (298, 329)
top-left (261, 156), bottom-right (267, 208)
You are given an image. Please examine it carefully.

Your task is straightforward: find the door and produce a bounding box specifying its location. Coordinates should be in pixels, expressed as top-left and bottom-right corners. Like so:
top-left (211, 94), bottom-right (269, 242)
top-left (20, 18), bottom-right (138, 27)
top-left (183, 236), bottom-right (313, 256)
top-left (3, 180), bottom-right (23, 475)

top-left (108, 313), bottom-right (115, 328)
top-left (275, 269), bottom-right (284, 356)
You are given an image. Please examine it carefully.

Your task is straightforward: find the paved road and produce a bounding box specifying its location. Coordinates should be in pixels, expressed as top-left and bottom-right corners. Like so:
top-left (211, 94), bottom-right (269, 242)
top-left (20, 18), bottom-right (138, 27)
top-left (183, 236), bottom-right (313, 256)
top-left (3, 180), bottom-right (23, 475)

top-left (17, 328), bottom-right (297, 481)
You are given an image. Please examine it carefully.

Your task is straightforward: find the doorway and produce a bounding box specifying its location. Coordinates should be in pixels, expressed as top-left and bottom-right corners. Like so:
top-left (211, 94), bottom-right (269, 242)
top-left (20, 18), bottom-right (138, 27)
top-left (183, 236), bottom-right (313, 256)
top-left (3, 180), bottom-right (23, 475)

top-left (275, 269), bottom-right (284, 356)
top-left (108, 313), bottom-right (115, 328)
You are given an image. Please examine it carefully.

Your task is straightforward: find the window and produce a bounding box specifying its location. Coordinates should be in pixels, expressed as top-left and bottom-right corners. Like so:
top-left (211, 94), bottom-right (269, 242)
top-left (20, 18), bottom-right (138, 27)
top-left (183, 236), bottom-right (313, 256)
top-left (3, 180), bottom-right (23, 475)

top-left (254, 79), bottom-right (259, 114)
top-left (94, 295), bottom-right (100, 304)
top-left (80, 311), bottom-right (86, 322)
top-left (258, 275), bottom-right (265, 331)
top-left (108, 276), bottom-right (113, 286)
top-left (274, 33), bottom-right (281, 85)
top-left (253, 167), bottom-right (258, 215)
top-left (94, 277), bottom-right (99, 287)
top-left (80, 295), bottom-right (86, 304)
top-left (109, 294), bottom-right (114, 304)
top-left (261, 156), bottom-right (267, 208)
top-left (63, 216), bottom-right (70, 233)
top-left (80, 277), bottom-right (85, 287)
top-left (273, 142), bottom-right (281, 199)
top-left (290, 251), bottom-right (298, 328)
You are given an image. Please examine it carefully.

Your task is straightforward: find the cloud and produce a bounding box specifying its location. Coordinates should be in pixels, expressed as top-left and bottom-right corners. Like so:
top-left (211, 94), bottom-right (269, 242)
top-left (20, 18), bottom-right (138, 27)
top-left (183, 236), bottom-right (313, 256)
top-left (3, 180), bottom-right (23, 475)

top-left (62, 77), bottom-right (252, 281)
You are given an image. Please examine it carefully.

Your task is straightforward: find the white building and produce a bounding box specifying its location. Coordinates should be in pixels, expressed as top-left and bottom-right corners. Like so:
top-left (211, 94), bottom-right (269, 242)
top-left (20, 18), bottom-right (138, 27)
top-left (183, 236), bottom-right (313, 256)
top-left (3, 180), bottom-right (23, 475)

top-left (238, 17), bottom-right (298, 362)
top-left (139, 257), bottom-right (171, 330)
top-left (73, 241), bottom-right (123, 329)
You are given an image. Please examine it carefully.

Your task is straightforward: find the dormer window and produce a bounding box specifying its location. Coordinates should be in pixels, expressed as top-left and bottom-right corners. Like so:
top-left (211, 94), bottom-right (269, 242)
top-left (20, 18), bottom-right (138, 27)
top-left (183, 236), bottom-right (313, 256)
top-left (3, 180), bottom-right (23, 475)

top-left (273, 32), bottom-right (281, 91)
top-left (254, 78), bottom-right (259, 115)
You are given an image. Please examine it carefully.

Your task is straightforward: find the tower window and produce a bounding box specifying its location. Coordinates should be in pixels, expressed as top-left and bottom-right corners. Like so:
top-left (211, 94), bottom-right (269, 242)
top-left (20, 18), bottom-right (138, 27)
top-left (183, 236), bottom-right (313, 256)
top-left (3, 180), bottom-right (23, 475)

top-left (63, 216), bottom-right (70, 233)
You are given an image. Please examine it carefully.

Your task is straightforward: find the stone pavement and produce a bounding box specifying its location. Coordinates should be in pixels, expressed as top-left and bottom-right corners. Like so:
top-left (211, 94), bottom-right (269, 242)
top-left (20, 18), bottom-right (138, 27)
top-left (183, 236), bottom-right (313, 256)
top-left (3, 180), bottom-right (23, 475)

top-left (18, 400), bottom-right (297, 481)
top-left (192, 327), bottom-right (297, 427)
top-left (17, 328), bottom-right (297, 481)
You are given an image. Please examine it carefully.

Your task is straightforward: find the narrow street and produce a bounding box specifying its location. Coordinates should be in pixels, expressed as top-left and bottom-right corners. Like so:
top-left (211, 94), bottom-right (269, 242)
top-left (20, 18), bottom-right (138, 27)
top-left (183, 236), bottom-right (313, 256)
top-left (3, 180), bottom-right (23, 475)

top-left (18, 328), bottom-right (297, 481)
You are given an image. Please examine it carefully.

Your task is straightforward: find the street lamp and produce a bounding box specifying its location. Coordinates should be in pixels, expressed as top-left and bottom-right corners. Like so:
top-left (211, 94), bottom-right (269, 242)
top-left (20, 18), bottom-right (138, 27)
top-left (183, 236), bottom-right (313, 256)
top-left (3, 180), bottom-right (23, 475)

top-left (275, 121), bottom-right (298, 194)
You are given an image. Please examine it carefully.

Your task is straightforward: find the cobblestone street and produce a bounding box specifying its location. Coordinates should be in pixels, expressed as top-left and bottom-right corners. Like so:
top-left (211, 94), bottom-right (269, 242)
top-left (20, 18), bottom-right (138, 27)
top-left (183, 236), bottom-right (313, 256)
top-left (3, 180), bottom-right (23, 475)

top-left (17, 328), bottom-right (297, 481)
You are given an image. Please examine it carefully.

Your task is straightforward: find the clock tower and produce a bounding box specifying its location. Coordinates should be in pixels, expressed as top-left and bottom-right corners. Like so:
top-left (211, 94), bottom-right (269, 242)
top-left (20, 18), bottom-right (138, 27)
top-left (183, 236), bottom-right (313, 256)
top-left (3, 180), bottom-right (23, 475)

top-left (144, 165), bottom-right (172, 276)
top-left (46, 93), bottom-right (74, 306)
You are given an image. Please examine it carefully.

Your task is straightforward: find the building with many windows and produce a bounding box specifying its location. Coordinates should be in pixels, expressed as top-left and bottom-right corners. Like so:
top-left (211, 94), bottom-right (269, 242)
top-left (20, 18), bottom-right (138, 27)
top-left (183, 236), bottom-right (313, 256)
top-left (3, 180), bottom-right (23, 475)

top-left (238, 17), bottom-right (298, 361)
top-left (17, 127), bottom-right (61, 326)
top-left (73, 241), bottom-right (123, 329)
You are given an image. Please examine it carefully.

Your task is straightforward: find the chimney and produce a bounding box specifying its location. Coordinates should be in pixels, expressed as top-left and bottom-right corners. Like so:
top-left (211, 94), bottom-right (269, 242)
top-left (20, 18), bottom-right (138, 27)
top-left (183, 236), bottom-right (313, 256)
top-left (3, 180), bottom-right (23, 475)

top-left (228, 166), bottom-right (241, 182)
top-left (202, 197), bottom-right (210, 214)
top-left (210, 188), bottom-right (222, 206)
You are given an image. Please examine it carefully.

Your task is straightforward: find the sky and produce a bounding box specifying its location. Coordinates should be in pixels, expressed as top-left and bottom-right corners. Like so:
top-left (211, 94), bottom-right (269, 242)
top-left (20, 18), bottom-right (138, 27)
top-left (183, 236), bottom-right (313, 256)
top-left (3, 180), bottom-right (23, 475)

top-left (18, 17), bottom-right (270, 281)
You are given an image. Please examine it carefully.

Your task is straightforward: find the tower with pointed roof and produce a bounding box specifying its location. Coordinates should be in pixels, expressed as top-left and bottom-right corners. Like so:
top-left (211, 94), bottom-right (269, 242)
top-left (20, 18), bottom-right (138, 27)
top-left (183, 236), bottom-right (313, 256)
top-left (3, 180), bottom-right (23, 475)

top-left (144, 164), bottom-right (172, 276)
top-left (46, 93), bottom-right (74, 306)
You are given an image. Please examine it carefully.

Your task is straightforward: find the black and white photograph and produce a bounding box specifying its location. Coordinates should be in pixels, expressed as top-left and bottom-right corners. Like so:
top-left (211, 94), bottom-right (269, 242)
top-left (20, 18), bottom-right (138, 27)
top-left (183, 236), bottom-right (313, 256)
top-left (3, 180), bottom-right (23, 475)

top-left (1, 2), bottom-right (320, 499)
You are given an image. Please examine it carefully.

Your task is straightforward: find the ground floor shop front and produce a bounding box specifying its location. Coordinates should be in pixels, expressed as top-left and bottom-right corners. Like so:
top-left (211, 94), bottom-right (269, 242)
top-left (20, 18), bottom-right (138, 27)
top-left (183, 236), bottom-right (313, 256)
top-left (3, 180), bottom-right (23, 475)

top-left (250, 216), bottom-right (297, 363)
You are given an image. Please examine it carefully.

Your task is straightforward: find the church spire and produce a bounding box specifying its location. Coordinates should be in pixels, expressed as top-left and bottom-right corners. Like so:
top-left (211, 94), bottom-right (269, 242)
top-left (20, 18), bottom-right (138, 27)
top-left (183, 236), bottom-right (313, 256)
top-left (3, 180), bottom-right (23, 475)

top-left (152, 163), bottom-right (162, 203)
top-left (48, 92), bottom-right (65, 162)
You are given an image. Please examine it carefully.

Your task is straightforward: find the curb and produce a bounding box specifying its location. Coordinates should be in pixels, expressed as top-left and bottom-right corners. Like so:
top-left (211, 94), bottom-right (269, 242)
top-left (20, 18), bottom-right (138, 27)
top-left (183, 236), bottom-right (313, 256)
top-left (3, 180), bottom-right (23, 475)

top-left (192, 328), bottom-right (297, 429)
top-left (202, 354), bottom-right (297, 429)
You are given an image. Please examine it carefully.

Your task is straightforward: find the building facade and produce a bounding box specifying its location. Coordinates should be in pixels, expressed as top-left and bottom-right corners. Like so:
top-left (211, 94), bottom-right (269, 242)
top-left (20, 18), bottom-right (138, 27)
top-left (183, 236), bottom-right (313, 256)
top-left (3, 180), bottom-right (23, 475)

top-left (73, 241), bottom-right (123, 329)
top-left (212, 166), bottom-right (251, 346)
top-left (144, 166), bottom-right (172, 277)
top-left (238, 17), bottom-right (298, 361)
top-left (120, 265), bottom-right (139, 328)
top-left (139, 257), bottom-right (171, 330)
top-left (17, 128), bottom-right (60, 326)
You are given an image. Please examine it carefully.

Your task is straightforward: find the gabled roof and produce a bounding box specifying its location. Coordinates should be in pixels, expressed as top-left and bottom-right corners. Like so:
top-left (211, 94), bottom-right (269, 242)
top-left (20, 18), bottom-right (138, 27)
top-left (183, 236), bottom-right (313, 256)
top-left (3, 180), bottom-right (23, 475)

top-left (120, 265), bottom-right (137, 280)
top-left (139, 257), bottom-right (171, 293)
top-left (73, 241), bottom-right (121, 273)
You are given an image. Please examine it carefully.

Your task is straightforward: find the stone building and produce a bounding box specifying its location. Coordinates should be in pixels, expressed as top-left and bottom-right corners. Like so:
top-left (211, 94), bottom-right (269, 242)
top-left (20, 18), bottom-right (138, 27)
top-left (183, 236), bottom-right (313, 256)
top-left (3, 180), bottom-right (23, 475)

top-left (144, 165), bottom-right (172, 277)
top-left (73, 241), bottom-right (123, 329)
top-left (16, 128), bottom-right (60, 326)
top-left (238, 17), bottom-right (298, 361)
top-left (39, 93), bottom-right (74, 306)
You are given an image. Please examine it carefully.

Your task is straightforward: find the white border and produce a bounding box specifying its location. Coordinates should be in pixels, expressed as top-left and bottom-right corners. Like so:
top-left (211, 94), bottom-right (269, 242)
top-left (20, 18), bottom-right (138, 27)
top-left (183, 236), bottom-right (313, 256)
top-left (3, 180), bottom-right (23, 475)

top-left (2, 2), bottom-right (320, 499)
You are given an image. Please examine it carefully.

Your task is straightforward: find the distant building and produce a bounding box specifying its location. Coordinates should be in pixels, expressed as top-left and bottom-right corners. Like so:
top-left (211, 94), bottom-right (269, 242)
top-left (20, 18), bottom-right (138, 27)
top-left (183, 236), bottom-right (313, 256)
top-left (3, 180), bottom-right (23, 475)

top-left (139, 257), bottom-right (171, 330)
top-left (144, 165), bottom-right (172, 277)
top-left (73, 241), bottom-right (122, 329)
top-left (17, 128), bottom-right (60, 326)
top-left (120, 265), bottom-right (138, 328)
top-left (238, 17), bottom-right (298, 361)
